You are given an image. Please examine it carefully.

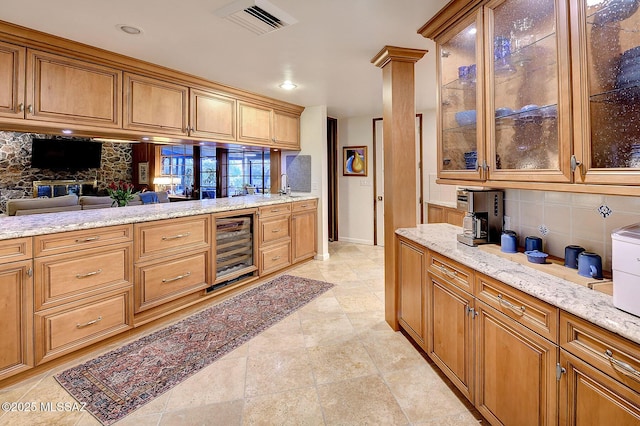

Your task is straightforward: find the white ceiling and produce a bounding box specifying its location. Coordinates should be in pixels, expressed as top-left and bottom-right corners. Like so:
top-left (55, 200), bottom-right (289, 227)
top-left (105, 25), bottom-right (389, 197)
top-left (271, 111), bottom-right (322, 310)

top-left (0, 0), bottom-right (449, 119)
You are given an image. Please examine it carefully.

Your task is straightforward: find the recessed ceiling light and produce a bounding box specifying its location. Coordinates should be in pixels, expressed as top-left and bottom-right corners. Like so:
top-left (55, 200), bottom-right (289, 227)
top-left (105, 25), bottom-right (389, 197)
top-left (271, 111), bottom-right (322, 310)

top-left (117, 24), bottom-right (142, 35)
top-left (279, 80), bottom-right (297, 90)
top-left (62, 129), bottom-right (73, 134)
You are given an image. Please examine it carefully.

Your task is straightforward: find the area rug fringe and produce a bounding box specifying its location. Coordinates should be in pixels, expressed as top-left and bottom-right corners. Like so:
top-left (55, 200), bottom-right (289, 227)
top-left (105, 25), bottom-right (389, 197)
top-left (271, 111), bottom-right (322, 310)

top-left (55, 275), bottom-right (334, 425)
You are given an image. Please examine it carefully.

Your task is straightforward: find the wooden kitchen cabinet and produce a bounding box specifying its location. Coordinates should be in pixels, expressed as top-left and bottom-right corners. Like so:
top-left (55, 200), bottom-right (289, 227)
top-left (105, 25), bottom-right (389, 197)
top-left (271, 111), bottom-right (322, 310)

top-left (237, 100), bottom-right (272, 144)
top-left (33, 225), bottom-right (134, 365)
top-left (258, 203), bottom-right (291, 275)
top-left (397, 237), bottom-right (427, 348)
top-left (291, 199), bottom-right (317, 263)
top-left (0, 240), bottom-right (33, 381)
top-left (26, 49), bottom-right (122, 128)
top-left (420, 0), bottom-right (640, 194)
top-left (124, 72), bottom-right (188, 136)
top-left (427, 203), bottom-right (464, 226)
top-left (189, 88), bottom-right (236, 141)
top-left (570, 0), bottom-right (640, 184)
top-left (0, 40), bottom-right (25, 119)
top-left (560, 349), bottom-right (640, 425)
top-left (133, 215), bottom-right (211, 318)
top-left (237, 101), bottom-right (301, 149)
top-left (428, 271), bottom-right (475, 401)
top-left (475, 300), bottom-right (558, 426)
top-left (274, 109), bottom-right (300, 149)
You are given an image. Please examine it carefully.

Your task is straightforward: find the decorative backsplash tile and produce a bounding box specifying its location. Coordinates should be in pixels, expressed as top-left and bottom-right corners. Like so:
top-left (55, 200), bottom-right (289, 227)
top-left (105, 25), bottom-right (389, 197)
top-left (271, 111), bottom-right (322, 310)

top-left (598, 204), bottom-right (612, 218)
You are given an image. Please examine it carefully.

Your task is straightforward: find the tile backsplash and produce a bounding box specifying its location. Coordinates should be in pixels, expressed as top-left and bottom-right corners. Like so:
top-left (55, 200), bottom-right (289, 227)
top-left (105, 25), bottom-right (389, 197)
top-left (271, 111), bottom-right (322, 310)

top-left (428, 180), bottom-right (640, 271)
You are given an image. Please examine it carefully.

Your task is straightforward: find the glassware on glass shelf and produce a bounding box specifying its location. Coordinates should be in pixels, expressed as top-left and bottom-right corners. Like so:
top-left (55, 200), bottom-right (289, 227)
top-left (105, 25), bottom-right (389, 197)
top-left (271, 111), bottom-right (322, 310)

top-left (511, 17), bottom-right (535, 50)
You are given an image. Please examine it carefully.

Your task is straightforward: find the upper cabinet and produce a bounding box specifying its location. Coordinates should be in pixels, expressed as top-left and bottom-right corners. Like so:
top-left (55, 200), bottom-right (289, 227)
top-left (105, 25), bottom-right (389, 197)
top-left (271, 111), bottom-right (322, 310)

top-left (237, 101), bottom-right (301, 149)
top-left (485, 0), bottom-right (572, 183)
top-left (189, 88), bottom-right (236, 141)
top-left (0, 21), bottom-right (303, 149)
top-left (0, 45), bottom-right (121, 127)
top-left (421, 0), bottom-right (640, 193)
top-left (237, 101), bottom-right (272, 144)
top-left (0, 40), bottom-right (25, 119)
top-left (123, 72), bottom-right (188, 136)
top-left (571, 0), bottom-right (640, 184)
top-left (438, 11), bottom-right (485, 181)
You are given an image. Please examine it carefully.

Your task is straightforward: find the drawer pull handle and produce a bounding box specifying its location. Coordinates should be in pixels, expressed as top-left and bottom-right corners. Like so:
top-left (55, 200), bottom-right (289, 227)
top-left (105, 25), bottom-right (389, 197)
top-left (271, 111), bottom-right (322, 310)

top-left (272, 229), bottom-right (281, 233)
top-left (605, 350), bottom-right (640, 382)
top-left (498, 294), bottom-right (525, 316)
top-left (76, 316), bottom-right (102, 329)
top-left (162, 232), bottom-right (191, 241)
top-left (162, 272), bottom-right (191, 283)
top-left (300, 204), bottom-right (308, 208)
top-left (272, 255), bottom-right (281, 261)
top-left (438, 265), bottom-right (457, 279)
top-left (76, 236), bottom-right (100, 243)
top-left (76, 269), bottom-right (103, 279)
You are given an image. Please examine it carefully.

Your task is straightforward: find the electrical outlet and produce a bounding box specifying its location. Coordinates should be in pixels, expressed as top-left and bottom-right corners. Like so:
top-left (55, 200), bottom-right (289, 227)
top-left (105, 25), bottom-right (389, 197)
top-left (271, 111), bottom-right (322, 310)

top-left (504, 215), bottom-right (511, 230)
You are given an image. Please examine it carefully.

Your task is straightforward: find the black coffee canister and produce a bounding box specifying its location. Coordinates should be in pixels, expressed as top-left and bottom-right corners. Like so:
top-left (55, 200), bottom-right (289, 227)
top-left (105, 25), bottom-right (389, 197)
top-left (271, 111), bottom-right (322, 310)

top-left (564, 245), bottom-right (585, 269)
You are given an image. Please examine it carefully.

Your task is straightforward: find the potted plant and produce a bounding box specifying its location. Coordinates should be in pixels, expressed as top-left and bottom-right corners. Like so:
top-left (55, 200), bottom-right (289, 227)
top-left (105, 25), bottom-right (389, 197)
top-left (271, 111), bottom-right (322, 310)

top-left (107, 181), bottom-right (136, 207)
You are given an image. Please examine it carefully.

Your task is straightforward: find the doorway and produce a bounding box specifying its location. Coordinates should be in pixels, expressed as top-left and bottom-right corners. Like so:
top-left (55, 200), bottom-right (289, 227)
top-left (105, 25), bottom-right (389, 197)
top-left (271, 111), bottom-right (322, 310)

top-left (327, 117), bottom-right (338, 242)
top-left (372, 114), bottom-right (424, 246)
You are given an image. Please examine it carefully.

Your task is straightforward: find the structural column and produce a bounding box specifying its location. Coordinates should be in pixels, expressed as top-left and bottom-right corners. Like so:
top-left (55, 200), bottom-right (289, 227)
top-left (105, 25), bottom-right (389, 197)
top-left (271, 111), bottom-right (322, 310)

top-left (371, 46), bottom-right (427, 330)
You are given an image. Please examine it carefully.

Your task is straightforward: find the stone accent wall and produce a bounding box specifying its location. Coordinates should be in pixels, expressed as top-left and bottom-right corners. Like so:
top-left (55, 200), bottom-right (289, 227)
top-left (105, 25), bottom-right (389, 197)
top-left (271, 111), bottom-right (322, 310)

top-left (0, 131), bottom-right (132, 215)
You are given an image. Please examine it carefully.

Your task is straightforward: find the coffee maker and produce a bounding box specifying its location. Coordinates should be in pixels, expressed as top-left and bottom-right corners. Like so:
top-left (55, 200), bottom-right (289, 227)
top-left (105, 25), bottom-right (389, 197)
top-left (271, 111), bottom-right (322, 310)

top-left (456, 189), bottom-right (504, 246)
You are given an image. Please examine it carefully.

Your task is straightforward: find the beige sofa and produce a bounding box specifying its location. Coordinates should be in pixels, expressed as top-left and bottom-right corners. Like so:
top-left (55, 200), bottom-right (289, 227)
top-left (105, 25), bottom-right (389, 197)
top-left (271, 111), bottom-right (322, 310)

top-left (6, 191), bottom-right (170, 216)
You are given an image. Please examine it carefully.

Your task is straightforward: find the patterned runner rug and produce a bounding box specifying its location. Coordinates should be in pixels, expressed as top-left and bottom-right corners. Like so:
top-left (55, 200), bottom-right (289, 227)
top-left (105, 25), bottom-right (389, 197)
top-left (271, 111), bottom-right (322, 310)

top-left (55, 275), bottom-right (334, 425)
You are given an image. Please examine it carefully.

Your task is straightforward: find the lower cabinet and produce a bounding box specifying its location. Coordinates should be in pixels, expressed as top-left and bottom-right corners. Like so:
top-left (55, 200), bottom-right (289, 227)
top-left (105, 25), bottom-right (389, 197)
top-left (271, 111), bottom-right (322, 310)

top-left (34, 288), bottom-right (133, 365)
top-left (559, 312), bottom-right (640, 425)
top-left (292, 199), bottom-right (317, 263)
top-left (560, 349), bottom-right (640, 425)
top-left (475, 300), bottom-right (558, 426)
top-left (427, 274), bottom-right (475, 402)
top-left (397, 237), bottom-right (427, 348)
top-left (0, 258), bottom-right (33, 381)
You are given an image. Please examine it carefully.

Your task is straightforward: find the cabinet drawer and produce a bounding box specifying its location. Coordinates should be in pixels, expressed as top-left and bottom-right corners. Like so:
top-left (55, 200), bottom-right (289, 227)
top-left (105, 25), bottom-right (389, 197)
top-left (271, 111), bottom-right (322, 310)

top-left (260, 242), bottom-right (291, 275)
top-left (476, 273), bottom-right (558, 343)
top-left (0, 237), bottom-right (32, 264)
top-left (34, 242), bottom-right (132, 311)
top-left (135, 250), bottom-right (209, 313)
top-left (35, 288), bottom-right (132, 365)
top-left (292, 199), bottom-right (317, 212)
top-left (258, 203), bottom-right (291, 218)
top-left (259, 215), bottom-right (291, 245)
top-left (560, 312), bottom-right (640, 393)
top-left (34, 225), bottom-right (132, 257)
top-left (134, 215), bottom-right (210, 261)
top-left (427, 251), bottom-right (474, 293)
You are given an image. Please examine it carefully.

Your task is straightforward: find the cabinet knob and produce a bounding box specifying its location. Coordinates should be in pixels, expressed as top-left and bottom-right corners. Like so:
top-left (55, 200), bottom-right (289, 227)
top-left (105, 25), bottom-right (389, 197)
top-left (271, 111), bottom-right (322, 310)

top-left (27, 104), bottom-right (33, 114)
top-left (18, 103), bottom-right (24, 112)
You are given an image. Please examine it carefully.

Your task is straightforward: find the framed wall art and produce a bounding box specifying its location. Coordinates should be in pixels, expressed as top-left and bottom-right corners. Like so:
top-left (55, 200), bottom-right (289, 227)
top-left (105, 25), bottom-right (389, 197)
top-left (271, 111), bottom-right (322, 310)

top-left (138, 162), bottom-right (149, 184)
top-left (343, 146), bottom-right (367, 176)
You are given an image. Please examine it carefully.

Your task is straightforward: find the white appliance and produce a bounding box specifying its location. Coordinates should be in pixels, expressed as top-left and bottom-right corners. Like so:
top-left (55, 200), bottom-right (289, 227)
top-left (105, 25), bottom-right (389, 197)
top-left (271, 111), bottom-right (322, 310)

top-left (611, 223), bottom-right (640, 317)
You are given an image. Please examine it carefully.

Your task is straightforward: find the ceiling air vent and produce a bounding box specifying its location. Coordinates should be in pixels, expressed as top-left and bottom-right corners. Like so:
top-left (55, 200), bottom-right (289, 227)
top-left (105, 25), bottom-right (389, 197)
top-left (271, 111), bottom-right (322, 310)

top-left (215, 0), bottom-right (297, 35)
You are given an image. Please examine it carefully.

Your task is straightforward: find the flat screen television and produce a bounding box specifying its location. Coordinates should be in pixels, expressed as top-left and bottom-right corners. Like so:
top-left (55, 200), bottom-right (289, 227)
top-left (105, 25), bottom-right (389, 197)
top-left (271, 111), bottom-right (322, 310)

top-left (31, 138), bottom-right (103, 170)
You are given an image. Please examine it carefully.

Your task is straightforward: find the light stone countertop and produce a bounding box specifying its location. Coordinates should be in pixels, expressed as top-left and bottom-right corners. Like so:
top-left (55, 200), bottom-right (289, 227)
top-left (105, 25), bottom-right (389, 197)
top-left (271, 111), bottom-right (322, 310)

top-left (0, 194), bottom-right (317, 241)
top-left (396, 223), bottom-right (640, 345)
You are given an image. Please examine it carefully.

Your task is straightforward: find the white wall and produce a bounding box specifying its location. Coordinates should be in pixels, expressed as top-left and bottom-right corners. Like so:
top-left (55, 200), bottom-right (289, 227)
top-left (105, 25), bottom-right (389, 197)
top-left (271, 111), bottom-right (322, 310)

top-left (337, 116), bottom-right (375, 245)
top-left (286, 105), bottom-right (330, 260)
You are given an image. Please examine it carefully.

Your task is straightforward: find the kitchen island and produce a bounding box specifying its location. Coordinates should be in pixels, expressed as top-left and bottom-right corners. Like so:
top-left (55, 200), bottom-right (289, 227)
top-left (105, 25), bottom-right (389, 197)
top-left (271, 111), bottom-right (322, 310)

top-left (396, 224), bottom-right (639, 425)
top-left (0, 194), bottom-right (318, 382)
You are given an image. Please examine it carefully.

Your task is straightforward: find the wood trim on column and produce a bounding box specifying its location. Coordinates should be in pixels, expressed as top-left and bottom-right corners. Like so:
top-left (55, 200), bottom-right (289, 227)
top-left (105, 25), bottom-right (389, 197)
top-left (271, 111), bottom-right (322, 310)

top-left (371, 46), bottom-right (427, 330)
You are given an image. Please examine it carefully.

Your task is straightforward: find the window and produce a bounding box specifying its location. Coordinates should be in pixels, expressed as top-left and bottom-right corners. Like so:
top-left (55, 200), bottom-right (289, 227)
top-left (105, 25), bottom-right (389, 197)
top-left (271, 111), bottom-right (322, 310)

top-left (155, 145), bottom-right (270, 199)
top-left (200, 146), bottom-right (217, 199)
top-left (158, 145), bottom-right (193, 195)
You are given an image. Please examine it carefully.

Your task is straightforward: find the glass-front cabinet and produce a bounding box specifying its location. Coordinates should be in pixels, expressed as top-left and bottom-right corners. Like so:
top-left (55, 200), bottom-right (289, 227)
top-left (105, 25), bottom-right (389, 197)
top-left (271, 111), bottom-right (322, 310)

top-left (571, 0), bottom-right (640, 184)
top-left (438, 12), bottom-right (484, 180)
top-left (424, 0), bottom-right (640, 191)
top-left (485, 0), bottom-right (572, 182)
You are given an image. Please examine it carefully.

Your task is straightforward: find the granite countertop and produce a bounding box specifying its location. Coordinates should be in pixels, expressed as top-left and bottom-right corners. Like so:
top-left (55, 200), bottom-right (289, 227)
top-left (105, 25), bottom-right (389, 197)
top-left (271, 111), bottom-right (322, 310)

top-left (0, 194), bottom-right (317, 241)
top-left (396, 223), bottom-right (640, 345)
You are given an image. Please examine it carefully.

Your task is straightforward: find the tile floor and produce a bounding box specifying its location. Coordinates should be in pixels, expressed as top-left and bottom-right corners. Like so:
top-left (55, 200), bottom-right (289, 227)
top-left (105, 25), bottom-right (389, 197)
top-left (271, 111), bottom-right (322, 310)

top-left (0, 242), bottom-right (482, 425)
